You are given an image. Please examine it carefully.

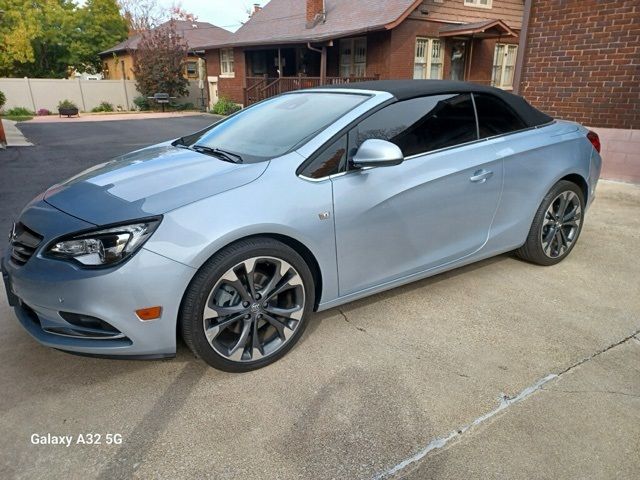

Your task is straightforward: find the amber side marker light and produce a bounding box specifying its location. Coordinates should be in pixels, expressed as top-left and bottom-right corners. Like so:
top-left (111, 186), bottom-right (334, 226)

top-left (136, 306), bottom-right (163, 321)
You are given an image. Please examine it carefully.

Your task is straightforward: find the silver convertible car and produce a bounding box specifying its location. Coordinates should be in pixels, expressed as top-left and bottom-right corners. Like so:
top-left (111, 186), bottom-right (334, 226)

top-left (2, 81), bottom-right (601, 371)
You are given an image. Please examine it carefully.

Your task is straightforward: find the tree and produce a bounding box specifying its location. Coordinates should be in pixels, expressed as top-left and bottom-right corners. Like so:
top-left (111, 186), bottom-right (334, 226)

top-left (119, 0), bottom-right (198, 35)
top-left (119, 0), bottom-right (165, 33)
top-left (169, 2), bottom-right (198, 22)
top-left (133, 20), bottom-right (188, 98)
top-left (0, 0), bottom-right (75, 77)
top-left (70, 0), bottom-right (128, 73)
top-left (0, 0), bottom-right (128, 77)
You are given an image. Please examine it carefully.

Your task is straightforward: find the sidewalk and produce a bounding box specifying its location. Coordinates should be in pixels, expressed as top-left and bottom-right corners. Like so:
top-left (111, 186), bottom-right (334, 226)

top-left (0, 119), bottom-right (33, 147)
top-left (27, 111), bottom-right (210, 123)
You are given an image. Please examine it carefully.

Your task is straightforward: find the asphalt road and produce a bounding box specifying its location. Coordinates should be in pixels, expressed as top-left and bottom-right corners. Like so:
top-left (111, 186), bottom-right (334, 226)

top-left (0, 115), bottom-right (217, 254)
top-left (0, 118), bottom-right (638, 479)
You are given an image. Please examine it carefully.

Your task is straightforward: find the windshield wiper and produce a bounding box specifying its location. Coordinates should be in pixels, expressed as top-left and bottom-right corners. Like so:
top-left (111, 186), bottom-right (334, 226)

top-left (191, 145), bottom-right (243, 163)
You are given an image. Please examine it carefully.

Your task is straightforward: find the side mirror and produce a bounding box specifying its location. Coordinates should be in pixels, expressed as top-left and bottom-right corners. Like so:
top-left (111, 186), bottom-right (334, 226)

top-left (352, 139), bottom-right (404, 168)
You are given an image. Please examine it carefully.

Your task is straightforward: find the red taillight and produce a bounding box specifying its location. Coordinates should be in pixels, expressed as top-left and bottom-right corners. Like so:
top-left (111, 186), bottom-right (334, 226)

top-left (587, 130), bottom-right (601, 153)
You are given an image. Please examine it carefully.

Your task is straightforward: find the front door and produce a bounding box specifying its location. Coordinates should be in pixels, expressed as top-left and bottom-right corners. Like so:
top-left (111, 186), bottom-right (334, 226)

top-left (449, 40), bottom-right (467, 81)
top-left (331, 94), bottom-right (503, 296)
top-left (208, 76), bottom-right (219, 108)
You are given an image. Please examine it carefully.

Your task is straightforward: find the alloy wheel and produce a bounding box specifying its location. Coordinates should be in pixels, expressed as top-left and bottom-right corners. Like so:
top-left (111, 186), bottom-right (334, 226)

top-left (541, 190), bottom-right (582, 258)
top-left (202, 256), bottom-right (305, 362)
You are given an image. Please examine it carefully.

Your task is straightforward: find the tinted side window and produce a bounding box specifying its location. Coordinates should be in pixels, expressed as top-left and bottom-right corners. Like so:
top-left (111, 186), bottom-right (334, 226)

top-left (301, 135), bottom-right (347, 179)
top-left (473, 93), bottom-right (527, 138)
top-left (355, 94), bottom-right (478, 157)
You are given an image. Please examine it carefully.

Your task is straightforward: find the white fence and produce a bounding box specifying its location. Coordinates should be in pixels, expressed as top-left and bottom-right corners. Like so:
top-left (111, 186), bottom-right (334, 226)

top-left (0, 77), bottom-right (205, 112)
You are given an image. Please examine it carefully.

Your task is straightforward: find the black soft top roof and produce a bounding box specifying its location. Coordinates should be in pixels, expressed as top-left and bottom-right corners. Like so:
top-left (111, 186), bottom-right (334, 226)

top-left (322, 80), bottom-right (553, 128)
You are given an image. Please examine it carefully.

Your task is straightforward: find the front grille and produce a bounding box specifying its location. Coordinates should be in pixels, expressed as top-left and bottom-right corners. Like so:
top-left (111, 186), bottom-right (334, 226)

top-left (9, 222), bottom-right (43, 266)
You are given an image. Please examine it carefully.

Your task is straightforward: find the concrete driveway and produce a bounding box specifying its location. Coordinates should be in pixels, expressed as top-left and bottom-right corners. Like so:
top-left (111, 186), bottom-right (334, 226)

top-left (0, 118), bottom-right (639, 479)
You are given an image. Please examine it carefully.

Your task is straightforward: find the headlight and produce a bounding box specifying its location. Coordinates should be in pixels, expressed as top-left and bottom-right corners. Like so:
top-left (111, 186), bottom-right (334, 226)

top-left (46, 218), bottom-right (161, 267)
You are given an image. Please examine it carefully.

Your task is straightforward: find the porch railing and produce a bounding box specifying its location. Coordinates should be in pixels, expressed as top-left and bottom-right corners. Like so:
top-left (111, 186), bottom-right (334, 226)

top-left (244, 75), bottom-right (380, 106)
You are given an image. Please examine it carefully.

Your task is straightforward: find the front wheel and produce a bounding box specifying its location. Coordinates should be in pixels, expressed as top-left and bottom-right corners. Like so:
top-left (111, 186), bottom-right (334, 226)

top-left (516, 180), bottom-right (585, 266)
top-left (180, 238), bottom-right (315, 372)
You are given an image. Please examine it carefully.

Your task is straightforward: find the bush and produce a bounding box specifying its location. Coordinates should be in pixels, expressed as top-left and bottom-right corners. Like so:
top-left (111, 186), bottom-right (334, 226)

top-left (37, 108), bottom-right (51, 116)
top-left (0, 90), bottom-right (6, 111)
top-left (133, 95), bottom-right (150, 111)
top-left (91, 101), bottom-right (115, 113)
top-left (211, 97), bottom-right (241, 116)
top-left (5, 107), bottom-right (35, 117)
top-left (3, 106), bottom-right (34, 121)
top-left (58, 99), bottom-right (78, 110)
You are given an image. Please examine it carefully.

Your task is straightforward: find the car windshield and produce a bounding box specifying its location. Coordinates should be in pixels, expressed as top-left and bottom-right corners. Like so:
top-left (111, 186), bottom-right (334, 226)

top-left (183, 92), bottom-right (369, 162)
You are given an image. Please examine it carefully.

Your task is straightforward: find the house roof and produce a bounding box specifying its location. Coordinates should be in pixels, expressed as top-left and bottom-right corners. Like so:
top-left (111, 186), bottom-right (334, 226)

top-left (204, 0), bottom-right (422, 48)
top-left (439, 19), bottom-right (518, 38)
top-left (320, 80), bottom-right (553, 127)
top-left (100, 20), bottom-right (232, 56)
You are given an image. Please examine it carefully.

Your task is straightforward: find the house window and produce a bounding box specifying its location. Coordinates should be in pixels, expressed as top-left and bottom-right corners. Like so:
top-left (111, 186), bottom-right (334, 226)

top-left (339, 37), bottom-right (367, 77)
top-left (186, 61), bottom-right (197, 77)
top-left (220, 48), bottom-right (235, 77)
top-left (464, 0), bottom-right (492, 8)
top-left (491, 44), bottom-right (518, 89)
top-left (414, 38), bottom-right (443, 80)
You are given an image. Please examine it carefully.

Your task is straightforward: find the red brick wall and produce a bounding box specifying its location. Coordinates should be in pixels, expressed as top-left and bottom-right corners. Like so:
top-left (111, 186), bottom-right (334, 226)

top-left (365, 30), bottom-right (392, 79)
top-left (205, 48), bottom-right (246, 105)
top-left (520, 0), bottom-right (640, 129)
top-left (386, 19), bottom-right (507, 83)
top-left (306, 0), bottom-right (324, 24)
top-left (467, 36), bottom-right (518, 85)
top-left (389, 19), bottom-right (441, 79)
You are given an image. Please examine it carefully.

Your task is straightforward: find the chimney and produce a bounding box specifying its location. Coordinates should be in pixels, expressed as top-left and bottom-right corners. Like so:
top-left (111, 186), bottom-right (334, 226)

top-left (252, 3), bottom-right (262, 15)
top-left (306, 0), bottom-right (325, 28)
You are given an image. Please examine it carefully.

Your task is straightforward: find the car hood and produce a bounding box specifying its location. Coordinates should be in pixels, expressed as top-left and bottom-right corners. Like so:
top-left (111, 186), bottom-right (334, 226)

top-left (44, 144), bottom-right (269, 225)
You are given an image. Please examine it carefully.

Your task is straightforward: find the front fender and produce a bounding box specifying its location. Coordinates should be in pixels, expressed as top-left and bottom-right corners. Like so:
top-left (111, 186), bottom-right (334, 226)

top-left (144, 158), bottom-right (340, 304)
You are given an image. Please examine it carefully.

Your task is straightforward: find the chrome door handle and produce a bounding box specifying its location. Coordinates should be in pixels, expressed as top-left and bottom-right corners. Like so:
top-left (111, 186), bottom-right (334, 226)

top-left (470, 169), bottom-right (493, 183)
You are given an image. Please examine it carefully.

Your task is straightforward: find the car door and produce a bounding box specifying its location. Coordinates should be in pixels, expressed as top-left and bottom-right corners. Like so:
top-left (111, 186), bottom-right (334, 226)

top-left (331, 94), bottom-right (504, 296)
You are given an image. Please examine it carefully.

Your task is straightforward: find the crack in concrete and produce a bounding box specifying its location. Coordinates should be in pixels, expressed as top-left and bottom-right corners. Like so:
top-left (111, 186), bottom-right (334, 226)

top-left (372, 374), bottom-right (557, 480)
top-left (540, 388), bottom-right (640, 399)
top-left (371, 328), bottom-right (640, 480)
top-left (555, 329), bottom-right (640, 376)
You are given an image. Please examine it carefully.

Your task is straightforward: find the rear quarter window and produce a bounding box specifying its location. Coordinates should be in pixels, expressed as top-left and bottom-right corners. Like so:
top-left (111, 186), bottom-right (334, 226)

top-left (473, 93), bottom-right (527, 138)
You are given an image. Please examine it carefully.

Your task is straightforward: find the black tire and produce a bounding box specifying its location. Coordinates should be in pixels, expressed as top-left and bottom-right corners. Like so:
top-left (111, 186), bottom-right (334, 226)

top-left (180, 237), bottom-right (315, 372)
top-left (516, 180), bottom-right (585, 266)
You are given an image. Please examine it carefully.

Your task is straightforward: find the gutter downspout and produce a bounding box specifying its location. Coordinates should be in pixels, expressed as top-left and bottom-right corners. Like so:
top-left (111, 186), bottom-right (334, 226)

top-left (307, 42), bottom-right (327, 85)
top-left (513, 0), bottom-right (532, 95)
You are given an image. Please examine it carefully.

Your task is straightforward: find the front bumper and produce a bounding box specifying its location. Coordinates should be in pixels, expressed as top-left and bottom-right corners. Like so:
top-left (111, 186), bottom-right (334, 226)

top-left (2, 201), bottom-right (196, 357)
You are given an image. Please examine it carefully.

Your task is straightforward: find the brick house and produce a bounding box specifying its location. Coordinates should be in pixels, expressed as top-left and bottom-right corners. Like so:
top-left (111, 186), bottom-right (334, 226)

top-left (203, 0), bottom-right (524, 107)
top-left (100, 21), bottom-right (231, 81)
top-left (515, 0), bottom-right (640, 183)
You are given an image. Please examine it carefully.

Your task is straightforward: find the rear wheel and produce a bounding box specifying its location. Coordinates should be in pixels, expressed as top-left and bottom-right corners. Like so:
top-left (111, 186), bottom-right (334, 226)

top-left (180, 238), bottom-right (315, 372)
top-left (516, 180), bottom-right (585, 266)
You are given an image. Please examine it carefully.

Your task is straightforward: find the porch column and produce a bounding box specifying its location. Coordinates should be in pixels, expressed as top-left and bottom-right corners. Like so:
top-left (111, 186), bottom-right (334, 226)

top-left (466, 39), bottom-right (474, 81)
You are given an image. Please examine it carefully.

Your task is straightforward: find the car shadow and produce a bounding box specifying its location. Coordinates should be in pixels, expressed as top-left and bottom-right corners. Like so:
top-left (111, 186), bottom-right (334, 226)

top-left (303, 253), bottom-right (512, 341)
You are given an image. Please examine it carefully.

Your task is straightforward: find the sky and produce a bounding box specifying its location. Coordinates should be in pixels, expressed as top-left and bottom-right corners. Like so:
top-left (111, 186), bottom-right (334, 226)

top-left (163, 0), bottom-right (270, 31)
